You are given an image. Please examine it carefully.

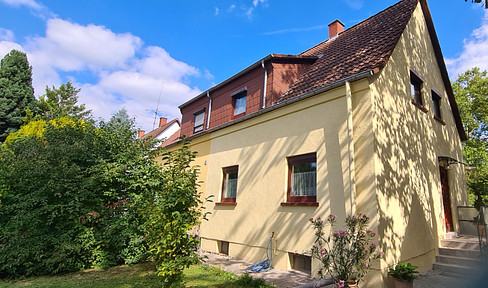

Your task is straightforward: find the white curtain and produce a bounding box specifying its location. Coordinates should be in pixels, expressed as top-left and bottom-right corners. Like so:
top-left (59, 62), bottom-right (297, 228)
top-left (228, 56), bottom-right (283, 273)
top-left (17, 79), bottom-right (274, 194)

top-left (292, 171), bottom-right (316, 196)
top-left (225, 178), bottom-right (237, 198)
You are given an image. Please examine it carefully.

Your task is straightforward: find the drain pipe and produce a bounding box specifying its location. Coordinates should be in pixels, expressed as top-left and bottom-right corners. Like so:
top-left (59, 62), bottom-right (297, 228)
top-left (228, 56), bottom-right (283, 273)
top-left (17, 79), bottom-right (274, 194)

top-left (261, 60), bottom-right (268, 109)
top-left (206, 91), bottom-right (212, 129)
top-left (345, 81), bottom-right (357, 215)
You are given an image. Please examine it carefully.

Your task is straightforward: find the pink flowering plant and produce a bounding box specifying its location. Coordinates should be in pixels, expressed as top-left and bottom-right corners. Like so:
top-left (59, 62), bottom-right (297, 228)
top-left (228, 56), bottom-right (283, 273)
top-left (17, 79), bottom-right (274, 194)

top-left (310, 213), bottom-right (382, 285)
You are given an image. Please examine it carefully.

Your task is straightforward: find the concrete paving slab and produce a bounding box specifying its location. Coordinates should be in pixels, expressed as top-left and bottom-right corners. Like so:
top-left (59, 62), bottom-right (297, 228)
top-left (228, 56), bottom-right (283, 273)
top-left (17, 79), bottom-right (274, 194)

top-left (200, 251), bottom-right (315, 288)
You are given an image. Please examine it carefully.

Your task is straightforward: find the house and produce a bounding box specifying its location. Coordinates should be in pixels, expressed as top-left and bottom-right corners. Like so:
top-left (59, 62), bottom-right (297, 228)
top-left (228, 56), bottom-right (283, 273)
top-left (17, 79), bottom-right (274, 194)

top-left (164, 0), bottom-right (468, 286)
top-left (138, 117), bottom-right (181, 147)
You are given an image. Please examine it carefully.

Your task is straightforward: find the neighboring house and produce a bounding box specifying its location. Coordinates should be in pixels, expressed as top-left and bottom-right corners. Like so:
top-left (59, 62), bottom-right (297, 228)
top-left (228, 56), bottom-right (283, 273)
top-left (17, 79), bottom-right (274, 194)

top-left (164, 0), bottom-right (468, 286)
top-left (138, 117), bottom-right (181, 147)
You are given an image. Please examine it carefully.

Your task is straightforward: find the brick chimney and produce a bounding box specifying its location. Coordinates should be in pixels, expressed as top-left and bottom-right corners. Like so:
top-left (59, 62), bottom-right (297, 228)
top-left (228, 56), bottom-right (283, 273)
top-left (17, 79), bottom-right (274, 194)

top-left (328, 19), bottom-right (345, 39)
top-left (138, 130), bottom-right (145, 138)
top-left (159, 117), bottom-right (167, 127)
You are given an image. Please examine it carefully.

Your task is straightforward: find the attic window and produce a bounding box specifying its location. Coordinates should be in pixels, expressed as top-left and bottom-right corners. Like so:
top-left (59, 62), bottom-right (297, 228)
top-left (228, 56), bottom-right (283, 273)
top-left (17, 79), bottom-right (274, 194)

top-left (432, 89), bottom-right (445, 125)
top-left (410, 70), bottom-right (428, 113)
top-left (410, 70), bottom-right (423, 105)
top-left (193, 109), bottom-right (205, 133)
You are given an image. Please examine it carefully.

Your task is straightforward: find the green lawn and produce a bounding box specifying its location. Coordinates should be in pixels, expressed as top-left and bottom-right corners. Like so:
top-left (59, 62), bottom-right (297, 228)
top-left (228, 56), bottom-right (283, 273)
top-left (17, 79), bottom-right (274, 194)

top-left (0, 262), bottom-right (271, 288)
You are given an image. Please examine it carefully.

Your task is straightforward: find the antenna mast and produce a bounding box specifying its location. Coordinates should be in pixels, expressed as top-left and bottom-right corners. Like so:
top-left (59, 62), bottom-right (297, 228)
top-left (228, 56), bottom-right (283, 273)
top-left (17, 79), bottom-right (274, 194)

top-left (152, 82), bottom-right (164, 130)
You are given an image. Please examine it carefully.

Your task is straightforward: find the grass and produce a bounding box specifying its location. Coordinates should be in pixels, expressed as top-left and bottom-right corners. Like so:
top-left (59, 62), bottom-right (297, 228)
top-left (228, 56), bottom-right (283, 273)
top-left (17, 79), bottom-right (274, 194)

top-left (0, 262), bottom-right (272, 288)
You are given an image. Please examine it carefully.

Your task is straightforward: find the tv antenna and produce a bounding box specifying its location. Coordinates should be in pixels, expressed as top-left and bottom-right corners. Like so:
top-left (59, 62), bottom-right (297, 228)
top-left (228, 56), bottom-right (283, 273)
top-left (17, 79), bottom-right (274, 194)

top-left (152, 81), bottom-right (164, 130)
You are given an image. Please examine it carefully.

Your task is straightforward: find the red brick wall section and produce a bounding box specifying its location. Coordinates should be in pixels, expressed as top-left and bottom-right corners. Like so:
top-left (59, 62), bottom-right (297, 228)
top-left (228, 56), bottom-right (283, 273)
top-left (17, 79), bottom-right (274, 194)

top-left (179, 61), bottom-right (312, 137)
top-left (268, 62), bottom-right (311, 105)
top-left (207, 67), bottom-right (265, 130)
top-left (180, 95), bottom-right (208, 137)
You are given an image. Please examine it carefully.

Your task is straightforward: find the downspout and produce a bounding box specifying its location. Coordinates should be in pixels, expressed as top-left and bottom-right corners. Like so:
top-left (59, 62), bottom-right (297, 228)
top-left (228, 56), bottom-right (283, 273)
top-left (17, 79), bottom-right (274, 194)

top-left (345, 81), bottom-right (357, 215)
top-left (206, 91), bottom-right (212, 129)
top-left (261, 60), bottom-right (268, 109)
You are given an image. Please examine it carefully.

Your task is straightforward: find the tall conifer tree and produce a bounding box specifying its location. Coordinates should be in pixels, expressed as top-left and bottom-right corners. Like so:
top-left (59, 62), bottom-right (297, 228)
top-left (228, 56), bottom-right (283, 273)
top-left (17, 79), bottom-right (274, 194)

top-left (0, 50), bottom-right (36, 142)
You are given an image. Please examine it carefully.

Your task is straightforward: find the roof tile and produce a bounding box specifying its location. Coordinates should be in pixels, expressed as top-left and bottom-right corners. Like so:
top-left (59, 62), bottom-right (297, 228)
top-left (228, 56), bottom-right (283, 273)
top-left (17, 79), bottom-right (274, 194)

top-left (279, 0), bottom-right (418, 102)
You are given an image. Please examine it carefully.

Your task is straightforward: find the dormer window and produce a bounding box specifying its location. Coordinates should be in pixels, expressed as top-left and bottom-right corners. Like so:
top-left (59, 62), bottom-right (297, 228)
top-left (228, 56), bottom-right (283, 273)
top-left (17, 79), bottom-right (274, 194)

top-left (231, 87), bottom-right (247, 118)
top-left (193, 109), bottom-right (205, 133)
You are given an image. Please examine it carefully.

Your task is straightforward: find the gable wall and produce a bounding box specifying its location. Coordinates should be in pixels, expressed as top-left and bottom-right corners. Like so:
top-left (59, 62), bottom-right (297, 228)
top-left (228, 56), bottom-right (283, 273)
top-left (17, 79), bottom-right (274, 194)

top-left (370, 1), bottom-right (467, 281)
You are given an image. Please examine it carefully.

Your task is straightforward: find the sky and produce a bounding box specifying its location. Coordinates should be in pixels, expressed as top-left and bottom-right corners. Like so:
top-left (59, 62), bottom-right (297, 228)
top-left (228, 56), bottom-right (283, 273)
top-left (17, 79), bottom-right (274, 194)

top-left (0, 0), bottom-right (487, 132)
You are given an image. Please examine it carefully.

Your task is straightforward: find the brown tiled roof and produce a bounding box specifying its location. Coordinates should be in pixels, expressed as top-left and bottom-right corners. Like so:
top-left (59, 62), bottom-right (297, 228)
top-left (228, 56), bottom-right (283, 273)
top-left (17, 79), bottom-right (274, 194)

top-left (278, 0), bottom-right (419, 102)
top-left (142, 118), bottom-right (180, 139)
top-left (160, 129), bottom-right (181, 147)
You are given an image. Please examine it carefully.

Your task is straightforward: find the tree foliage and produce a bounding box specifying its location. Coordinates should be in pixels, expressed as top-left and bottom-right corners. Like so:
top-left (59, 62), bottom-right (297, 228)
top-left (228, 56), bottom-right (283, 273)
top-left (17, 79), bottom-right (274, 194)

top-left (465, 0), bottom-right (488, 9)
top-left (0, 116), bottom-right (155, 277)
top-left (140, 140), bottom-right (205, 287)
top-left (453, 67), bottom-right (488, 208)
top-left (0, 50), bottom-right (36, 142)
top-left (37, 81), bottom-right (91, 120)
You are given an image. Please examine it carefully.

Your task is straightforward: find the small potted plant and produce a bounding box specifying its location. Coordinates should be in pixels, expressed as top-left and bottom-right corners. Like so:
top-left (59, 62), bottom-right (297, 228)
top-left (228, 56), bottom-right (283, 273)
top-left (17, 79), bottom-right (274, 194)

top-left (388, 262), bottom-right (419, 288)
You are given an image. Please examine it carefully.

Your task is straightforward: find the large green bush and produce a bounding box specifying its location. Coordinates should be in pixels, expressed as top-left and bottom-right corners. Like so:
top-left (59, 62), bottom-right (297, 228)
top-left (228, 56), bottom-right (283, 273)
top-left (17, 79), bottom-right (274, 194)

top-left (0, 116), bottom-right (154, 277)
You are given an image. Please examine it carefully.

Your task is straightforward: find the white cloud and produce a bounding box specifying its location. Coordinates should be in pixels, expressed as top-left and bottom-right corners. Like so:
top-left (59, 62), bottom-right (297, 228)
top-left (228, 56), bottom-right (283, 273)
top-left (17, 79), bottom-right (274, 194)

top-left (227, 4), bottom-right (236, 12)
top-left (342, 0), bottom-right (364, 10)
top-left (0, 28), bottom-right (15, 41)
top-left (0, 41), bottom-right (23, 60)
top-left (27, 18), bottom-right (142, 72)
top-left (253, 0), bottom-right (266, 7)
top-left (0, 17), bottom-right (203, 132)
top-left (214, 7), bottom-right (219, 16)
top-left (446, 11), bottom-right (488, 78)
top-left (0, 0), bottom-right (54, 19)
top-left (0, 0), bottom-right (41, 10)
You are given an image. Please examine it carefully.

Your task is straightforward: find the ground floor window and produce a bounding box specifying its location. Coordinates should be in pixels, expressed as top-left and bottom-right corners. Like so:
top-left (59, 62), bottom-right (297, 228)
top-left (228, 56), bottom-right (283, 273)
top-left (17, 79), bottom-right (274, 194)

top-left (285, 153), bottom-right (317, 204)
top-left (221, 165), bottom-right (238, 203)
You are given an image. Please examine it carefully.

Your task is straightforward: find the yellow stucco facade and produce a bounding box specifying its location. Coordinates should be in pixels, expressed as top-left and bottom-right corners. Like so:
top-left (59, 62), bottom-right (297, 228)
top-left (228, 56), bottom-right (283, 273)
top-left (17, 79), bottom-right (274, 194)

top-left (164, 2), bottom-right (467, 287)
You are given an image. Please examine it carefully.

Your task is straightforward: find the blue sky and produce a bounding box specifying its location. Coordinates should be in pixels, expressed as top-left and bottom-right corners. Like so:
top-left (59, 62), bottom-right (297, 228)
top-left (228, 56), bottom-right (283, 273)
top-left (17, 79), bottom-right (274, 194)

top-left (0, 0), bottom-right (487, 132)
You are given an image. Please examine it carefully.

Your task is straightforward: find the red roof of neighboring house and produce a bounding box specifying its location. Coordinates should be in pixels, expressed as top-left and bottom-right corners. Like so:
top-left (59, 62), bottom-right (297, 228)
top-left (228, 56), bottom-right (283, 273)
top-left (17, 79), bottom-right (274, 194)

top-left (279, 0), bottom-right (418, 102)
top-left (160, 129), bottom-right (181, 147)
top-left (142, 118), bottom-right (180, 140)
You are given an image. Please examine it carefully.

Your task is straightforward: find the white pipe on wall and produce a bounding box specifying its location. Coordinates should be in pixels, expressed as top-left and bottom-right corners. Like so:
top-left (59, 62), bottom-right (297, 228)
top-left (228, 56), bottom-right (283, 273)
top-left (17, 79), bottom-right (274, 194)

top-left (206, 91), bottom-right (212, 129)
top-left (261, 60), bottom-right (268, 109)
top-left (345, 81), bottom-right (357, 215)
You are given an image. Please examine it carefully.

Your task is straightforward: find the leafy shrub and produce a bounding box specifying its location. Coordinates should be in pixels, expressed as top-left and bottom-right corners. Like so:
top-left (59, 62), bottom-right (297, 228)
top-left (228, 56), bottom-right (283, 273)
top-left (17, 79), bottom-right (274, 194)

top-left (235, 273), bottom-right (271, 287)
top-left (139, 140), bottom-right (206, 287)
top-left (0, 116), bottom-right (154, 277)
top-left (388, 262), bottom-right (419, 282)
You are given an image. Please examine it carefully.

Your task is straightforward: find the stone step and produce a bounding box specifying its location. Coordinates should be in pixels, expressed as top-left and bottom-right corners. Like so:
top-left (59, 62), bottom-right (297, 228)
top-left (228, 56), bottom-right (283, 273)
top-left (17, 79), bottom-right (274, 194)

top-left (438, 247), bottom-right (480, 259)
top-left (440, 239), bottom-right (480, 250)
top-left (432, 261), bottom-right (478, 276)
top-left (435, 254), bottom-right (481, 267)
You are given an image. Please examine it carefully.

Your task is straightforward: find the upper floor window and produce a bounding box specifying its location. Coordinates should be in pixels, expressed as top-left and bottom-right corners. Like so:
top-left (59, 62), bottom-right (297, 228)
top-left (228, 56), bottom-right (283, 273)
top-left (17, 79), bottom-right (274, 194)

top-left (193, 110), bottom-right (205, 133)
top-left (410, 70), bottom-right (423, 106)
top-left (231, 87), bottom-right (247, 117)
top-left (432, 90), bottom-right (441, 118)
top-left (286, 153), bottom-right (317, 205)
top-left (432, 89), bottom-right (445, 125)
top-left (221, 166), bottom-right (238, 203)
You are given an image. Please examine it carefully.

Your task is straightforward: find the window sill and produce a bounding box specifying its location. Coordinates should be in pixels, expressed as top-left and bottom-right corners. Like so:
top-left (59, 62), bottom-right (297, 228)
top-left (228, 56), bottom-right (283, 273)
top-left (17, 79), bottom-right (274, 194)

top-left (280, 202), bottom-right (319, 207)
top-left (232, 112), bottom-right (245, 120)
top-left (215, 202), bottom-right (237, 206)
top-left (434, 115), bottom-right (446, 126)
top-left (411, 99), bottom-right (428, 113)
